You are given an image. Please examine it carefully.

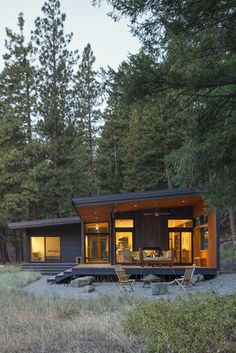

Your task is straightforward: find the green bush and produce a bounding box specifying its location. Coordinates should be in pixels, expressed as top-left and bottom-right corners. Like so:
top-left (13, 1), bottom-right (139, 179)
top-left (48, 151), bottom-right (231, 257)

top-left (221, 248), bottom-right (236, 259)
top-left (123, 293), bottom-right (236, 353)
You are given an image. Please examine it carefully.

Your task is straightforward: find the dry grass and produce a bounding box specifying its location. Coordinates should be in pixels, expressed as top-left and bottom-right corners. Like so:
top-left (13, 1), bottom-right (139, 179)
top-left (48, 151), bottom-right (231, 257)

top-left (0, 267), bottom-right (145, 353)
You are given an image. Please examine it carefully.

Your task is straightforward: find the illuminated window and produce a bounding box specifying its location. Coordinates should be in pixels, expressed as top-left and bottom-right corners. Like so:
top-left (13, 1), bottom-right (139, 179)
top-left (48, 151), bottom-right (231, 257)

top-left (116, 231), bottom-right (133, 262)
top-left (115, 219), bottom-right (134, 228)
top-left (85, 222), bottom-right (109, 233)
top-left (31, 237), bottom-right (45, 262)
top-left (168, 219), bottom-right (193, 228)
top-left (46, 237), bottom-right (60, 261)
top-left (30, 237), bottom-right (60, 262)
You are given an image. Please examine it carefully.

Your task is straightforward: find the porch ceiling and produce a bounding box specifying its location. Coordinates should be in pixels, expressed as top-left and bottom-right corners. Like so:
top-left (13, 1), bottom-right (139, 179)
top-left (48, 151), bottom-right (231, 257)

top-left (75, 204), bottom-right (114, 223)
top-left (74, 195), bottom-right (202, 222)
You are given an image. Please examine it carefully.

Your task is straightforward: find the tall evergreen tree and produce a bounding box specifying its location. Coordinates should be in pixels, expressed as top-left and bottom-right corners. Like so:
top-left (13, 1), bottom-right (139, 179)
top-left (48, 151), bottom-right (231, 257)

top-left (0, 13), bottom-right (36, 260)
top-left (33, 0), bottom-right (78, 217)
top-left (75, 43), bottom-right (101, 193)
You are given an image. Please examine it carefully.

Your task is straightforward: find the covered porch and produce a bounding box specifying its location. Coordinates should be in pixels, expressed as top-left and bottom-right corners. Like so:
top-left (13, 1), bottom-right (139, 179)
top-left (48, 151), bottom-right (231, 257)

top-left (72, 188), bottom-right (218, 272)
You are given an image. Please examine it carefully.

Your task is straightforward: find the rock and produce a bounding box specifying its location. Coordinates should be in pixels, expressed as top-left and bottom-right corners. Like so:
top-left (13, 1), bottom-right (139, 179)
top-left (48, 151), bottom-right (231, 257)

top-left (83, 285), bottom-right (95, 293)
top-left (192, 274), bottom-right (205, 283)
top-left (142, 274), bottom-right (161, 282)
top-left (141, 274), bottom-right (162, 287)
top-left (70, 276), bottom-right (95, 287)
top-left (151, 282), bottom-right (168, 295)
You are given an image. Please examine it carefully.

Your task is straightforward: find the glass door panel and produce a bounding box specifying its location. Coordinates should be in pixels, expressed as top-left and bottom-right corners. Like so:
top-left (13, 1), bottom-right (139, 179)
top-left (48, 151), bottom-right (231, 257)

top-left (181, 232), bottom-right (192, 263)
top-left (115, 231), bottom-right (133, 262)
top-left (85, 235), bottom-right (109, 263)
top-left (46, 237), bottom-right (60, 262)
top-left (169, 231), bottom-right (192, 264)
top-left (31, 237), bottom-right (45, 262)
top-left (169, 232), bottom-right (181, 263)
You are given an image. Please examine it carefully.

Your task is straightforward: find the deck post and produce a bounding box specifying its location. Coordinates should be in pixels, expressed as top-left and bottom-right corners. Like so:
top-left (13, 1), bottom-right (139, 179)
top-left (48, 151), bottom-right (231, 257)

top-left (81, 221), bottom-right (85, 264)
top-left (110, 215), bottom-right (115, 265)
top-left (216, 211), bottom-right (221, 274)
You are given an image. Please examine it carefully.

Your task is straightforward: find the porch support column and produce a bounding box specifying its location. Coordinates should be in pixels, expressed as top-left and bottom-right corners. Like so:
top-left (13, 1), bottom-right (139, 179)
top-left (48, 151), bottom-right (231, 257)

top-left (25, 231), bottom-right (30, 262)
top-left (110, 215), bottom-right (115, 265)
top-left (80, 221), bottom-right (85, 264)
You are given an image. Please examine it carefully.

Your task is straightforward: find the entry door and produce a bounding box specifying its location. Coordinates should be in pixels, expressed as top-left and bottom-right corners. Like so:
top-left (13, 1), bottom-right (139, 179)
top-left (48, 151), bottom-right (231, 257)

top-left (169, 231), bottom-right (192, 264)
top-left (86, 235), bottom-right (109, 263)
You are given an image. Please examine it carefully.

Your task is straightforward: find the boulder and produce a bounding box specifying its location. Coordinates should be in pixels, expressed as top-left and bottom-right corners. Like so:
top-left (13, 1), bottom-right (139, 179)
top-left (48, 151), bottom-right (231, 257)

top-left (70, 276), bottom-right (95, 288)
top-left (83, 285), bottom-right (95, 293)
top-left (151, 282), bottom-right (168, 295)
top-left (192, 274), bottom-right (205, 283)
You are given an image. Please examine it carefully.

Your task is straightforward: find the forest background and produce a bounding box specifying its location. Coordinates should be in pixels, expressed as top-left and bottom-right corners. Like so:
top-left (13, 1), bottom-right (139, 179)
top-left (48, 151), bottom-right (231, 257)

top-left (0, 0), bottom-right (235, 261)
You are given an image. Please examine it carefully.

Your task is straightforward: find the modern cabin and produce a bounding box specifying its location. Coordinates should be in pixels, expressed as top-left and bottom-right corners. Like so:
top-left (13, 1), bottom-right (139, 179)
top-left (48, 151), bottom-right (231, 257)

top-left (8, 188), bottom-right (220, 277)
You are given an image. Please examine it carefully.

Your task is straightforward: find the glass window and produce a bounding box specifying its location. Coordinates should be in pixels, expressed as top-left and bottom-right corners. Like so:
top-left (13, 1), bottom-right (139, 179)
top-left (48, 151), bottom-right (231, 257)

top-left (115, 219), bottom-right (134, 228)
top-left (168, 219), bottom-right (193, 228)
top-left (85, 222), bottom-right (108, 234)
top-left (200, 227), bottom-right (208, 250)
top-left (46, 237), bottom-right (60, 261)
top-left (116, 231), bottom-right (133, 262)
top-left (31, 237), bottom-right (45, 262)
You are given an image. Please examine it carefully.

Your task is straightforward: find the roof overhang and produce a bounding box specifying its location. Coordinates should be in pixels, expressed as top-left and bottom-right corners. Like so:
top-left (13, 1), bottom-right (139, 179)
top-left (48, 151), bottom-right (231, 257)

top-left (8, 216), bottom-right (81, 231)
top-left (72, 188), bottom-right (203, 222)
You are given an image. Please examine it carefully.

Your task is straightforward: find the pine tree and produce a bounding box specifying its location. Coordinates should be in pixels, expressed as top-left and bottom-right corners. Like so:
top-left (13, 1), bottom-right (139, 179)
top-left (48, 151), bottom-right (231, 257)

top-left (33, 0), bottom-right (78, 217)
top-left (0, 13), bottom-right (37, 260)
top-left (74, 43), bottom-right (101, 193)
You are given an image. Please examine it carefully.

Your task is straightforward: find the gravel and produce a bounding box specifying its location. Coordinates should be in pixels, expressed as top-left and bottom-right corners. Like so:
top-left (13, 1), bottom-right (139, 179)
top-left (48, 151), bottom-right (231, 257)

top-left (24, 273), bottom-right (236, 301)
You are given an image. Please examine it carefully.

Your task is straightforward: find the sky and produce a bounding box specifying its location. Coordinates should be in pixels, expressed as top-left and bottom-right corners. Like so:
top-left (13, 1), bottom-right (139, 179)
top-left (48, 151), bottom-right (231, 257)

top-left (0, 0), bottom-right (141, 70)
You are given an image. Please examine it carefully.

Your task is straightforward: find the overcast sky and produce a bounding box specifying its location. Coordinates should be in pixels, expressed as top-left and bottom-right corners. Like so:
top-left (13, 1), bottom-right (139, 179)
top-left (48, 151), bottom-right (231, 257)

top-left (0, 0), bottom-right (140, 70)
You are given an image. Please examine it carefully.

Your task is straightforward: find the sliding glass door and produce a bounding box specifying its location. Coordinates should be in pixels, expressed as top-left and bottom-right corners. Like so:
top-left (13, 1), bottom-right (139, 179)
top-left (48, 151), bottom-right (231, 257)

top-left (30, 237), bottom-right (61, 262)
top-left (169, 231), bottom-right (192, 264)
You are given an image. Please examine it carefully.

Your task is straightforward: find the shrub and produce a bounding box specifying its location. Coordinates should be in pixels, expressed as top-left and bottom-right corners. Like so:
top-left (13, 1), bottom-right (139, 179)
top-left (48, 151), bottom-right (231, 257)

top-left (221, 248), bottom-right (236, 259)
top-left (123, 293), bottom-right (236, 353)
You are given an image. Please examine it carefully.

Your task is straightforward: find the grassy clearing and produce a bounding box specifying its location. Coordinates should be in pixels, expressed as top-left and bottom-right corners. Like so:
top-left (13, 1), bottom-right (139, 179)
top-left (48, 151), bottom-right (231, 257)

top-left (123, 293), bottom-right (236, 353)
top-left (1, 267), bottom-right (235, 353)
top-left (0, 266), bottom-right (41, 292)
top-left (0, 267), bottom-right (143, 353)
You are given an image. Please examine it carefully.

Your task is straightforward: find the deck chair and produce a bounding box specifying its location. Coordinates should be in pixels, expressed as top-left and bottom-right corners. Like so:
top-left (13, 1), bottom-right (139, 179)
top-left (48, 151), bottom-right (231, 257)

top-left (115, 265), bottom-right (135, 292)
top-left (170, 264), bottom-right (196, 291)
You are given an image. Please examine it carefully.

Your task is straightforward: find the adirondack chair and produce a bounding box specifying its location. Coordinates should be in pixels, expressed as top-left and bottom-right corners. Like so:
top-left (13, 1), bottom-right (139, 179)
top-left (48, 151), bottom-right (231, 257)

top-left (115, 265), bottom-right (135, 292)
top-left (170, 264), bottom-right (196, 291)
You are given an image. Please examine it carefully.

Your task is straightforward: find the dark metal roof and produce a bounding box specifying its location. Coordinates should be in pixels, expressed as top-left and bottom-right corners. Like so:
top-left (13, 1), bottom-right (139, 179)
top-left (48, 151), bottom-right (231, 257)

top-left (72, 187), bottom-right (201, 207)
top-left (8, 216), bottom-right (81, 231)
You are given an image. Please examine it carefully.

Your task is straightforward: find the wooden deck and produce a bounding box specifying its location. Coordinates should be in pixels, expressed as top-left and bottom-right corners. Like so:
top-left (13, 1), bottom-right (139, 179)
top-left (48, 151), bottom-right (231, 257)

top-left (72, 264), bottom-right (217, 277)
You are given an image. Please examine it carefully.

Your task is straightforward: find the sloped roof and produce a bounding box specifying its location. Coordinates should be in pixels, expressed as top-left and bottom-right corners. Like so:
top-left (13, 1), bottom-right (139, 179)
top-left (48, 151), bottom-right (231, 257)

top-left (72, 187), bottom-right (201, 206)
top-left (8, 216), bottom-right (81, 231)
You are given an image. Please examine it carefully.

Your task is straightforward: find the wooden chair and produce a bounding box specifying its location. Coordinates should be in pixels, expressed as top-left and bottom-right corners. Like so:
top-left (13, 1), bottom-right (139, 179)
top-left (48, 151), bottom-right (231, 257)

top-left (170, 264), bottom-right (196, 291)
top-left (115, 265), bottom-right (135, 292)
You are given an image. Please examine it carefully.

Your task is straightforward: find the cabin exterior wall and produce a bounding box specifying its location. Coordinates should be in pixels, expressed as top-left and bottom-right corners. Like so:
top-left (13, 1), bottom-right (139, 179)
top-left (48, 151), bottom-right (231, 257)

top-left (26, 224), bottom-right (81, 263)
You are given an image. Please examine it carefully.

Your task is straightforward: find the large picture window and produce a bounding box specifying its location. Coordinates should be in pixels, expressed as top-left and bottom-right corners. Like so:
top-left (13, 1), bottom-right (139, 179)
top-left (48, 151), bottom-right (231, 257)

top-left (30, 236), bottom-right (60, 262)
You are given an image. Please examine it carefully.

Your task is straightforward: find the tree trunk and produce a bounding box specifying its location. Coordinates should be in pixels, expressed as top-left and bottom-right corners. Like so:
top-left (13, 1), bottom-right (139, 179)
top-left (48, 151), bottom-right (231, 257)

top-left (0, 235), bottom-right (9, 264)
top-left (229, 208), bottom-right (236, 250)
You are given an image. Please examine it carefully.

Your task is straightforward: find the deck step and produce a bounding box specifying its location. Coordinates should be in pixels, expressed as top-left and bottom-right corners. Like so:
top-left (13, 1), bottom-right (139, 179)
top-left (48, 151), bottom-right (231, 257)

top-left (22, 263), bottom-right (76, 275)
top-left (47, 276), bottom-right (56, 284)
